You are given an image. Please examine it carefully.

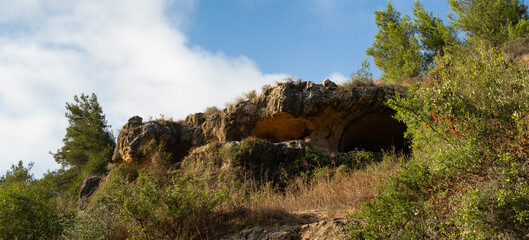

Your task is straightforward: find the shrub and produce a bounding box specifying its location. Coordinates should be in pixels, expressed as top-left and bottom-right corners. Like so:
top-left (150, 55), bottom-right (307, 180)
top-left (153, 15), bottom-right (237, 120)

top-left (68, 167), bottom-right (226, 239)
top-left (223, 138), bottom-right (338, 186)
top-left (0, 182), bottom-right (63, 239)
top-left (164, 173), bottom-right (227, 238)
top-left (347, 44), bottom-right (529, 238)
top-left (336, 150), bottom-right (381, 171)
top-left (0, 161), bottom-right (63, 239)
top-left (204, 106), bottom-right (222, 118)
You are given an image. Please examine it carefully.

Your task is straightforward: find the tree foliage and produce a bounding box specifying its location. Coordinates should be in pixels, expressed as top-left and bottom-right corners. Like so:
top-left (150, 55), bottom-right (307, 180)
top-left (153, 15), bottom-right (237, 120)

top-left (367, 0), bottom-right (529, 81)
top-left (53, 93), bottom-right (115, 176)
top-left (367, 2), bottom-right (423, 82)
top-left (351, 59), bottom-right (374, 81)
top-left (413, 1), bottom-right (458, 68)
top-left (349, 39), bottom-right (529, 238)
top-left (0, 161), bottom-right (34, 186)
top-left (448, 0), bottom-right (529, 45)
top-left (0, 161), bottom-right (63, 239)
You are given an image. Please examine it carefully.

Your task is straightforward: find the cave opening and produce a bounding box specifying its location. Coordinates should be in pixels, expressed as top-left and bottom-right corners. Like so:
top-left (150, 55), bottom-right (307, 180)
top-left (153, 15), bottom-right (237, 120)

top-left (339, 112), bottom-right (408, 153)
top-left (252, 114), bottom-right (313, 143)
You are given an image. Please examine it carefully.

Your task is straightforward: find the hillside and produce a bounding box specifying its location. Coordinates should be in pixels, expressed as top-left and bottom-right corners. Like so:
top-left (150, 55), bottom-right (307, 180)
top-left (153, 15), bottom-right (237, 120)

top-left (3, 0), bottom-right (529, 239)
top-left (80, 80), bottom-right (407, 239)
top-left (2, 47), bottom-right (529, 239)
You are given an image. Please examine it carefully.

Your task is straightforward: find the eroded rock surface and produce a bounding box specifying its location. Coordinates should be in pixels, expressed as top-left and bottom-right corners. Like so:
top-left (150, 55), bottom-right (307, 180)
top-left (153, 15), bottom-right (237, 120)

top-left (112, 80), bottom-right (406, 165)
top-left (221, 218), bottom-right (347, 240)
top-left (77, 176), bottom-right (102, 210)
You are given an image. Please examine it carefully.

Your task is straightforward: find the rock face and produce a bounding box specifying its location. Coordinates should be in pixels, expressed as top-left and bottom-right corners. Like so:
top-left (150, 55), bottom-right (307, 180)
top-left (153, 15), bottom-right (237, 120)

top-left (112, 116), bottom-right (193, 165)
top-left (112, 80), bottom-right (407, 165)
top-left (221, 218), bottom-right (347, 240)
top-left (77, 176), bottom-right (102, 209)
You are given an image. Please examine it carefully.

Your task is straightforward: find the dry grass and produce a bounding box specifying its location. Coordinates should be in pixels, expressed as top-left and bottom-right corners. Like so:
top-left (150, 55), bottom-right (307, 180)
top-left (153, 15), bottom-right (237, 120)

top-left (503, 37), bottom-right (529, 62)
top-left (339, 78), bottom-right (408, 94)
top-left (203, 106), bottom-right (222, 118)
top-left (224, 89), bottom-right (260, 108)
top-left (221, 154), bottom-right (402, 220)
top-left (261, 84), bottom-right (272, 92)
top-left (202, 155), bottom-right (403, 238)
top-left (176, 143), bottom-right (406, 238)
top-left (339, 79), bottom-right (376, 89)
top-left (242, 157), bottom-right (399, 219)
top-left (274, 75), bottom-right (299, 85)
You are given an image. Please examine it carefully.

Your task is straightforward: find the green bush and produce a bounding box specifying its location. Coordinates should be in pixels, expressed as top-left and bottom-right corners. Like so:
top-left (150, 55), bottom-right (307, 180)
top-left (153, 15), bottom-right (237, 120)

top-left (347, 45), bottom-right (529, 238)
top-left (224, 138), bottom-right (339, 186)
top-left (451, 153), bottom-right (529, 239)
top-left (346, 160), bottom-right (434, 239)
top-left (67, 167), bottom-right (226, 239)
top-left (0, 161), bottom-right (63, 239)
top-left (336, 150), bottom-right (381, 171)
top-left (164, 173), bottom-right (226, 238)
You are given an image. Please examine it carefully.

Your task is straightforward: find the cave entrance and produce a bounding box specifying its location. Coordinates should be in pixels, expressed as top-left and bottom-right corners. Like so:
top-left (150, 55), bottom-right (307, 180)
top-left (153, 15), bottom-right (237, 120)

top-left (252, 113), bottom-right (313, 143)
top-left (339, 111), bottom-right (408, 153)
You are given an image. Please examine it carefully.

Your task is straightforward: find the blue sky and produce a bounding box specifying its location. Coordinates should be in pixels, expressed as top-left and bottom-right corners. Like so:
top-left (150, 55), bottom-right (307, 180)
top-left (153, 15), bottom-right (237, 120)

top-left (0, 0), bottom-right (460, 177)
top-left (184, 0), bottom-right (453, 81)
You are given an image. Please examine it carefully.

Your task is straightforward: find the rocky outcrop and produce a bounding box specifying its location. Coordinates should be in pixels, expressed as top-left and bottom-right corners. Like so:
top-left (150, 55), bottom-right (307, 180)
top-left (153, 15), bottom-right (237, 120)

top-left (111, 116), bottom-right (193, 164)
top-left (218, 80), bottom-right (405, 152)
top-left (112, 80), bottom-right (407, 165)
top-left (77, 176), bottom-right (102, 210)
top-left (108, 80), bottom-right (406, 239)
top-left (221, 218), bottom-right (347, 240)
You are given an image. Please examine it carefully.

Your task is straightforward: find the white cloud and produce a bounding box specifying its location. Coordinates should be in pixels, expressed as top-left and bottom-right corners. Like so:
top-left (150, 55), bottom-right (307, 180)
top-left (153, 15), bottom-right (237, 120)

top-left (327, 72), bottom-right (349, 85)
top-left (0, 0), bottom-right (285, 177)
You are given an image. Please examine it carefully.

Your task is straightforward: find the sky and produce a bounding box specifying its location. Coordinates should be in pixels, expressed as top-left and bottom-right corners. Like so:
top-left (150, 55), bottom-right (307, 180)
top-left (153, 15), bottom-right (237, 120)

top-left (0, 0), bottom-right (455, 177)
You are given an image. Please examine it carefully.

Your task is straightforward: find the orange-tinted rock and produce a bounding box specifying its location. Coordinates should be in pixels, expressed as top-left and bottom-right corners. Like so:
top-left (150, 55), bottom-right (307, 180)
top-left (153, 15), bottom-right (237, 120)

top-left (112, 80), bottom-right (408, 165)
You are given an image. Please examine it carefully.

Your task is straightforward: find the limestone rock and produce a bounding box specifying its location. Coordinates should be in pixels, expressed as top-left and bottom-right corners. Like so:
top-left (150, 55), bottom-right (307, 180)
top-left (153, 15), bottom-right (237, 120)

top-left (218, 81), bottom-right (406, 153)
top-left (299, 218), bottom-right (347, 240)
top-left (112, 116), bottom-right (194, 164)
top-left (112, 80), bottom-right (407, 166)
top-left (221, 218), bottom-right (347, 240)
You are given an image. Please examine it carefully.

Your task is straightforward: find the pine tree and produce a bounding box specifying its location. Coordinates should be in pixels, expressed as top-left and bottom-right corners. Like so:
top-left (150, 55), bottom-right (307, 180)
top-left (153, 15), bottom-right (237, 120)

top-left (53, 93), bottom-right (115, 176)
top-left (366, 1), bottom-right (423, 82)
top-left (448, 0), bottom-right (528, 45)
top-left (413, 1), bottom-right (457, 69)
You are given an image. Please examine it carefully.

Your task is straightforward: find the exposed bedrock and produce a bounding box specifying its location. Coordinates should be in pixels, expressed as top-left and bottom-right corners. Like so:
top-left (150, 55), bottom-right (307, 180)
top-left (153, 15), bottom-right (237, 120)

top-left (112, 80), bottom-right (408, 165)
top-left (77, 176), bottom-right (102, 210)
top-left (221, 218), bottom-right (347, 240)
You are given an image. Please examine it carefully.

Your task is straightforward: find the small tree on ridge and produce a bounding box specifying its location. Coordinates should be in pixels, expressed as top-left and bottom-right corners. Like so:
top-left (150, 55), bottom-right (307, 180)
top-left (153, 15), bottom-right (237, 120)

top-left (52, 93), bottom-right (115, 176)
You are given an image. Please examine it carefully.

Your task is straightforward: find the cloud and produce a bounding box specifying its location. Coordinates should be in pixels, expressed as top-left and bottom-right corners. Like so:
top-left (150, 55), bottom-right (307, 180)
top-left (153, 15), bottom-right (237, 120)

top-left (327, 72), bottom-right (349, 85)
top-left (0, 0), bottom-right (285, 177)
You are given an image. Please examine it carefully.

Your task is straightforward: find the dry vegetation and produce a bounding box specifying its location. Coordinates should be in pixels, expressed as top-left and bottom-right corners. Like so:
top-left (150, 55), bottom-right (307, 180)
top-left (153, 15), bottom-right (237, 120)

top-left (159, 140), bottom-right (405, 239)
top-left (236, 155), bottom-right (401, 219)
top-left (338, 78), bottom-right (410, 94)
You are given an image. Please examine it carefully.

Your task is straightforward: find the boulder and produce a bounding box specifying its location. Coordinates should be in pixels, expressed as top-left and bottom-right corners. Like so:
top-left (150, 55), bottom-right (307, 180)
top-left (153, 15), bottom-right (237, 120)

top-left (77, 176), bottom-right (102, 210)
top-left (112, 116), bottom-right (194, 165)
